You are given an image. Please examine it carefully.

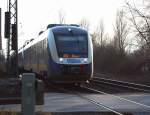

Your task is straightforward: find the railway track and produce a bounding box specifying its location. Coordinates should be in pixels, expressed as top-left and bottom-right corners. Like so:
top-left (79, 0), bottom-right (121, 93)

top-left (80, 85), bottom-right (150, 111)
top-left (92, 73), bottom-right (150, 93)
top-left (45, 82), bottom-right (150, 114)
top-left (42, 73), bottom-right (150, 114)
top-left (46, 83), bottom-right (124, 115)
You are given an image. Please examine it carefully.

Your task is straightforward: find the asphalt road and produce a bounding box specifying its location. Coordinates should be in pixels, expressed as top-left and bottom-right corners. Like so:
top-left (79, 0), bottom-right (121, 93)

top-left (0, 92), bottom-right (150, 114)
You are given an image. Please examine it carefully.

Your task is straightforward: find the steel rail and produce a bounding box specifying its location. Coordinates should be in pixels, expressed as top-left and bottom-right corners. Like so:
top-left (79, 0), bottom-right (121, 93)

top-left (48, 83), bottom-right (124, 115)
top-left (94, 73), bottom-right (150, 88)
top-left (81, 85), bottom-right (150, 110)
top-left (76, 93), bottom-right (123, 115)
top-left (93, 73), bottom-right (150, 92)
top-left (91, 78), bottom-right (150, 93)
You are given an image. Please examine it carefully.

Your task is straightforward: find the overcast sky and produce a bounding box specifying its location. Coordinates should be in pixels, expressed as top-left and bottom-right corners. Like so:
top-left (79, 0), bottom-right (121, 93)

top-left (0, 0), bottom-right (125, 48)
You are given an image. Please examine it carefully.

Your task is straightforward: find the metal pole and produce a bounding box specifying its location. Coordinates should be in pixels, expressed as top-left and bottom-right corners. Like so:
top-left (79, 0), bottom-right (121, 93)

top-left (8, 0), bottom-right (18, 77)
top-left (16, 0), bottom-right (18, 76)
top-left (0, 8), bottom-right (2, 65)
top-left (0, 8), bottom-right (2, 50)
top-left (6, 2), bottom-right (11, 74)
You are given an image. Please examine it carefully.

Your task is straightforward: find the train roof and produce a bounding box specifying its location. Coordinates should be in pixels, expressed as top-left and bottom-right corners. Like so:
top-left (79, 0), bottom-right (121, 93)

top-left (48, 24), bottom-right (87, 35)
top-left (18, 24), bottom-right (88, 53)
top-left (18, 30), bottom-right (49, 53)
top-left (47, 24), bottom-right (80, 29)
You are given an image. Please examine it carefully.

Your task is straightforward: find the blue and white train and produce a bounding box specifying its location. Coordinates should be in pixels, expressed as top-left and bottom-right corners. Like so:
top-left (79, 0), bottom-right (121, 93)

top-left (18, 24), bottom-right (93, 83)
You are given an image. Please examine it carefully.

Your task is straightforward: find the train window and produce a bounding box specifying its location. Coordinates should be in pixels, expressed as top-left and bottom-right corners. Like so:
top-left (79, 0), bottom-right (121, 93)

top-left (44, 38), bottom-right (48, 58)
top-left (55, 35), bottom-right (88, 58)
top-left (42, 40), bottom-right (45, 56)
top-left (29, 47), bottom-right (31, 64)
top-left (31, 45), bottom-right (33, 63)
top-left (27, 48), bottom-right (29, 63)
top-left (33, 44), bottom-right (36, 63)
top-left (45, 39), bottom-right (47, 48)
top-left (39, 41), bottom-right (43, 62)
top-left (24, 50), bottom-right (27, 64)
top-left (34, 44), bottom-right (36, 63)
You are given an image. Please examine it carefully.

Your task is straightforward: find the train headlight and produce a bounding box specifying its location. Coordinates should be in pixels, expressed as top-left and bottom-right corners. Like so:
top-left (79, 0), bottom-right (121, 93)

top-left (59, 58), bottom-right (63, 62)
top-left (83, 58), bottom-right (88, 63)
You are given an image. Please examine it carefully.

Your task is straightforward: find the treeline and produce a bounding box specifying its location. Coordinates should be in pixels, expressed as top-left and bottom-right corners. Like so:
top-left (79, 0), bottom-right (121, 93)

top-left (93, 41), bottom-right (149, 75)
top-left (58, 1), bottom-right (150, 75)
top-left (78, 0), bottom-right (150, 75)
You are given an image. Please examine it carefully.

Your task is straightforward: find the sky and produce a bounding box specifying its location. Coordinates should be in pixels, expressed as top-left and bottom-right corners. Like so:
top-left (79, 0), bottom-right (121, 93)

top-left (0, 0), bottom-right (125, 49)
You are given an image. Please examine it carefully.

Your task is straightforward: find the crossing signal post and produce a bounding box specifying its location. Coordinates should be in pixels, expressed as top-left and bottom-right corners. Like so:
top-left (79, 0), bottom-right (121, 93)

top-left (5, 12), bottom-right (10, 38)
top-left (12, 24), bottom-right (17, 50)
top-left (5, 12), bottom-right (10, 72)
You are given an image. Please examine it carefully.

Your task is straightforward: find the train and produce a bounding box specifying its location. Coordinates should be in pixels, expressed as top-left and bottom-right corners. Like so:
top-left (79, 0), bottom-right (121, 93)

top-left (18, 24), bottom-right (93, 83)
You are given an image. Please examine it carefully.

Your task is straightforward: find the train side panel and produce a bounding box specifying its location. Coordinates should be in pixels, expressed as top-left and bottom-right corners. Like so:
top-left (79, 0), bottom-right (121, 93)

top-left (18, 31), bottom-right (49, 77)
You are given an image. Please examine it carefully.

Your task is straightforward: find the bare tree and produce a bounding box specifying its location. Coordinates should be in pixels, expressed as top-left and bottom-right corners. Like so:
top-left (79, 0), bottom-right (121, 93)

top-left (95, 20), bottom-right (105, 46)
top-left (79, 18), bottom-right (90, 30)
top-left (113, 10), bottom-right (129, 56)
top-left (143, 0), bottom-right (150, 10)
top-left (126, 1), bottom-right (150, 49)
top-left (91, 32), bottom-right (97, 46)
top-left (58, 10), bottom-right (66, 24)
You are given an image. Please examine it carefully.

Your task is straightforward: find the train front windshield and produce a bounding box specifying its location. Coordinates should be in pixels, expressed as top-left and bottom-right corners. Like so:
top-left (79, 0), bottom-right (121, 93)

top-left (55, 35), bottom-right (88, 58)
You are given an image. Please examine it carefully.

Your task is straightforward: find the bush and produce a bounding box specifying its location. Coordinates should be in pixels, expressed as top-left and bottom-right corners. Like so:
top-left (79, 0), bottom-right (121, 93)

top-left (93, 43), bottom-right (148, 75)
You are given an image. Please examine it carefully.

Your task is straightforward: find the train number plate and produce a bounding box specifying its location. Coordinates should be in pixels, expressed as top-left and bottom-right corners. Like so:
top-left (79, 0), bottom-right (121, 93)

top-left (67, 59), bottom-right (81, 63)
